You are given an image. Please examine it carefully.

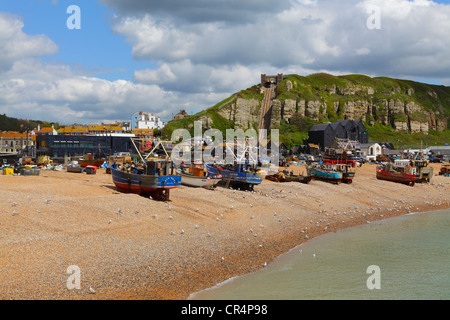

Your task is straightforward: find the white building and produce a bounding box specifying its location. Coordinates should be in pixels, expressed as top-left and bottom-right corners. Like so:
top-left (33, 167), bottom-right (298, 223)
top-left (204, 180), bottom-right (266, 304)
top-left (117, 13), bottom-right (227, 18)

top-left (132, 111), bottom-right (165, 130)
top-left (359, 142), bottom-right (382, 160)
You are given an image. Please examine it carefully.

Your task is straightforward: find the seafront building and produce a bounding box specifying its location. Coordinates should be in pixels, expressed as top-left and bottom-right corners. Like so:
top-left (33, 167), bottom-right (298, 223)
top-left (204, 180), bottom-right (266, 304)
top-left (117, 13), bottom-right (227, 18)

top-left (0, 132), bottom-right (35, 157)
top-left (132, 111), bottom-right (165, 130)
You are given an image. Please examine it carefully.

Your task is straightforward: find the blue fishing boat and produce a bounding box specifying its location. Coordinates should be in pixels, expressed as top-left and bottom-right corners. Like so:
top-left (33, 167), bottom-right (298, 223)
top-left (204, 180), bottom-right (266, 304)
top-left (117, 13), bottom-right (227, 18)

top-left (205, 162), bottom-right (262, 191)
top-left (307, 164), bottom-right (343, 184)
top-left (111, 140), bottom-right (181, 201)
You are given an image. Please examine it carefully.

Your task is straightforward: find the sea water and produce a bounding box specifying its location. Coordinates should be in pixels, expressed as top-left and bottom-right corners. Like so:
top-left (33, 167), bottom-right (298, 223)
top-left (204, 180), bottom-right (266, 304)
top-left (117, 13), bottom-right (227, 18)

top-left (191, 209), bottom-right (449, 300)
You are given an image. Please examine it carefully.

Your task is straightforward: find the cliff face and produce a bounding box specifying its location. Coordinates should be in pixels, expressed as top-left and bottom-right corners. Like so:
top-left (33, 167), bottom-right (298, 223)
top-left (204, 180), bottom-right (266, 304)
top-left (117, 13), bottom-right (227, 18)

top-left (214, 74), bottom-right (449, 135)
top-left (163, 74), bottom-right (450, 147)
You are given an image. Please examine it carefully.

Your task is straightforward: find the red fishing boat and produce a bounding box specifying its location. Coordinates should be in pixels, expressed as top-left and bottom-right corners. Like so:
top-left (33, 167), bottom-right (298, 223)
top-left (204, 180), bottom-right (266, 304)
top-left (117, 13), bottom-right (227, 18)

top-left (376, 160), bottom-right (420, 186)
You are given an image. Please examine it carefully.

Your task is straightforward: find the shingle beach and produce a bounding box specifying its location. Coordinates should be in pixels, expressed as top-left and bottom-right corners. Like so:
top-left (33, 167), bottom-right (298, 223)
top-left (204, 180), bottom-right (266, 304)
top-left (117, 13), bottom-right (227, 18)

top-left (0, 163), bottom-right (448, 300)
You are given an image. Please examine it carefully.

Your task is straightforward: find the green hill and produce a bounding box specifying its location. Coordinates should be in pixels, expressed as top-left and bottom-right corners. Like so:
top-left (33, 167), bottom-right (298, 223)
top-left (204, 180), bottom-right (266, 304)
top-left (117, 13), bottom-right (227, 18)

top-left (0, 114), bottom-right (60, 132)
top-left (163, 73), bottom-right (450, 149)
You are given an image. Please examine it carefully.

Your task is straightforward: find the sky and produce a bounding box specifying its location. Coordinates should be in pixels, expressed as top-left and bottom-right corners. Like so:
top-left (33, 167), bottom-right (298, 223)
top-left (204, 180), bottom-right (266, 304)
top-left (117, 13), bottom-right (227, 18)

top-left (0, 0), bottom-right (450, 125)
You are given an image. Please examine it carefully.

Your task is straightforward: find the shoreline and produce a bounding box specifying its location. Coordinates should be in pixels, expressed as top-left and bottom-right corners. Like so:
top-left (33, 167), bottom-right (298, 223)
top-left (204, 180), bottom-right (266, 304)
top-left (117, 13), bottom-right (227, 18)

top-left (0, 163), bottom-right (449, 300)
top-left (187, 206), bottom-right (450, 300)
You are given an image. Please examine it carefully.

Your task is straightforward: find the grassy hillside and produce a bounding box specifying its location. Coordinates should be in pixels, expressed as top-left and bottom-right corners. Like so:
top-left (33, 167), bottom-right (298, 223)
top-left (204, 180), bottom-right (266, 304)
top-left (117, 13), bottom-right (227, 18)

top-left (163, 73), bottom-right (450, 149)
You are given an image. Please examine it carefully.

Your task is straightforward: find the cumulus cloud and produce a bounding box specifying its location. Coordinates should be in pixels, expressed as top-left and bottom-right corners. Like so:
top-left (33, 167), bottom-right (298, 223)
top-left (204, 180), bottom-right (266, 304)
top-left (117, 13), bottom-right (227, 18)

top-left (106, 0), bottom-right (450, 84)
top-left (0, 12), bottom-right (58, 73)
top-left (2, 0), bottom-right (450, 125)
top-left (101, 0), bottom-right (292, 24)
top-left (0, 12), bottom-right (202, 124)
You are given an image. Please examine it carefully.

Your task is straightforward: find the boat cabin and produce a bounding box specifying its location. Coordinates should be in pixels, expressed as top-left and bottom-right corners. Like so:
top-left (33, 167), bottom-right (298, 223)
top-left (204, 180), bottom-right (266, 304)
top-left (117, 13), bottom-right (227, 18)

top-left (145, 159), bottom-right (174, 177)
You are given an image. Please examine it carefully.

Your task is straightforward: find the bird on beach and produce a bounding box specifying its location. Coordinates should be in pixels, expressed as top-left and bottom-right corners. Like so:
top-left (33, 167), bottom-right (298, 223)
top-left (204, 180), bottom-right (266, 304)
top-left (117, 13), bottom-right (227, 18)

top-left (45, 199), bottom-right (50, 204)
top-left (12, 210), bottom-right (18, 216)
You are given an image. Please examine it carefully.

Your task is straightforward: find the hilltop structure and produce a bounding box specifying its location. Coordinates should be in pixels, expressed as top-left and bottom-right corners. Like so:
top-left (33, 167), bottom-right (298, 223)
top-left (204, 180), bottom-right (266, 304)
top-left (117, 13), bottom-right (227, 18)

top-left (132, 111), bottom-right (164, 130)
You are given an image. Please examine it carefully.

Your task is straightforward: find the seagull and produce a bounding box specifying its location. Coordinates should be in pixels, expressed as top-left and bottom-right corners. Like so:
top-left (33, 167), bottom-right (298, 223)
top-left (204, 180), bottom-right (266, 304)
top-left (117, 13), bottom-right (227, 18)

top-left (262, 262), bottom-right (267, 267)
top-left (89, 287), bottom-right (96, 294)
top-left (12, 202), bottom-right (18, 207)
top-left (108, 219), bottom-right (112, 224)
top-left (12, 210), bottom-right (18, 216)
top-left (45, 199), bottom-right (50, 204)
top-left (180, 229), bottom-right (185, 234)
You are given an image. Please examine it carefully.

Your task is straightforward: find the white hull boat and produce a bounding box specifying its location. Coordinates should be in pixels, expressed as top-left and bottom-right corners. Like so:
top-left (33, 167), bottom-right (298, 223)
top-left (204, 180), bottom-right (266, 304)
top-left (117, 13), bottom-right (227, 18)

top-left (176, 169), bottom-right (221, 188)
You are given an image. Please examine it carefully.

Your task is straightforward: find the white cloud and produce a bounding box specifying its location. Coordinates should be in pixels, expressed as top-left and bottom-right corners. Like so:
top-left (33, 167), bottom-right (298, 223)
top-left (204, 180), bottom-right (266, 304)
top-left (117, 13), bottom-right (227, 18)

top-left (108, 0), bottom-right (450, 80)
top-left (2, 1), bottom-right (450, 126)
top-left (0, 12), bottom-right (58, 73)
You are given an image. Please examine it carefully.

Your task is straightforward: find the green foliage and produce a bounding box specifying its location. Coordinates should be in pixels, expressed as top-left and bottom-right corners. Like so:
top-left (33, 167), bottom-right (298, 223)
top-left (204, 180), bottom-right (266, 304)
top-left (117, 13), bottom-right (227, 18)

top-left (0, 114), bottom-right (60, 132)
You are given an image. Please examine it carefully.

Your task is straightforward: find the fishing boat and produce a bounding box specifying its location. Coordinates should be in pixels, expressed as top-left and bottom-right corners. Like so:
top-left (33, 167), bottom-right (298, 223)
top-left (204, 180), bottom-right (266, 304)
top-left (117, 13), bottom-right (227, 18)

top-left (79, 154), bottom-right (105, 168)
top-left (307, 164), bottom-right (343, 184)
top-left (265, 171), bottom-right (312, 184)
top-left (205, 162), bottom-right (262, 191)
top-left (176, 162), bottom-right (222, 189)
top-left (104, 152), bottom-right (132, 174)
top-left (323, 139), bottom-right (360, 167)
top-left (411, 152), bottom-right (433, 182)
top-left (439, 163), bottom-right (450, 176)
top-left (111, 140), bottom-right (181, 201)
top-left (376, 160), bottom-right (420, 186)
top-left (335, 164), bottom-right (356, 184)
top-left (66, 161), bottom-right (84, 173)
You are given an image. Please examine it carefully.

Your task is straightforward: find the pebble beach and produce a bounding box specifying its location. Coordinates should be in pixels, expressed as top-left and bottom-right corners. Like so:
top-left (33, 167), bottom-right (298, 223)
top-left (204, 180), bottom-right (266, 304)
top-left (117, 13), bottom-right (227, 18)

top-left (0, 163), bottom-right (449, 300)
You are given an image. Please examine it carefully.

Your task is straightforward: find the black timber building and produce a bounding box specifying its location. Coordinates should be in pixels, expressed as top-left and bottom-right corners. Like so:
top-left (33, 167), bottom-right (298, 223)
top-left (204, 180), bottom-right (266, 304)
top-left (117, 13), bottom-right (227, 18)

top-left (306, 120), bottom-right (369, 150)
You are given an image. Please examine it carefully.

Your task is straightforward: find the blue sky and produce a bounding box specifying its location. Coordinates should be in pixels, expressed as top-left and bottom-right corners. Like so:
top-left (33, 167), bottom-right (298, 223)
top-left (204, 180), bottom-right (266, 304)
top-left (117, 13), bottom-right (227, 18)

top-left (1, 0), bottom-right (450, 124)
top-left (0, 0), bottom-right (153, 81)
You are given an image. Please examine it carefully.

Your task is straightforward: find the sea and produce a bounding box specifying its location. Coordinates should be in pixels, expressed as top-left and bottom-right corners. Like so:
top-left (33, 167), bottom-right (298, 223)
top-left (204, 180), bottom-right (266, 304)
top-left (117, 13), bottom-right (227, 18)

top-left (190, 209), bottom-right (449, 300)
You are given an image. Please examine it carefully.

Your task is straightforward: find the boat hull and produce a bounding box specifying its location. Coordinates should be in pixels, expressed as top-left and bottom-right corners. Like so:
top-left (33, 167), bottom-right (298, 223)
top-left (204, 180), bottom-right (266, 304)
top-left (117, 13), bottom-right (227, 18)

top-left (111, 168), bottom-right (181, 200)
top-left (67, 167), bottom-right (84, 173)
top-left (176, 170), bottom-right (221, 188)
top-left (266, 174), bottom-right (312, 184)
top-left (205, 164), bottom-right (262, 190)
top-left (307, 168), bottom-right (343, 184)
top-left (342, 172), bottom-right (355, 184)
top-left (79, 159), bottom-right (105, 168)
top-left (376, 169), bottom-right (420, 186)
